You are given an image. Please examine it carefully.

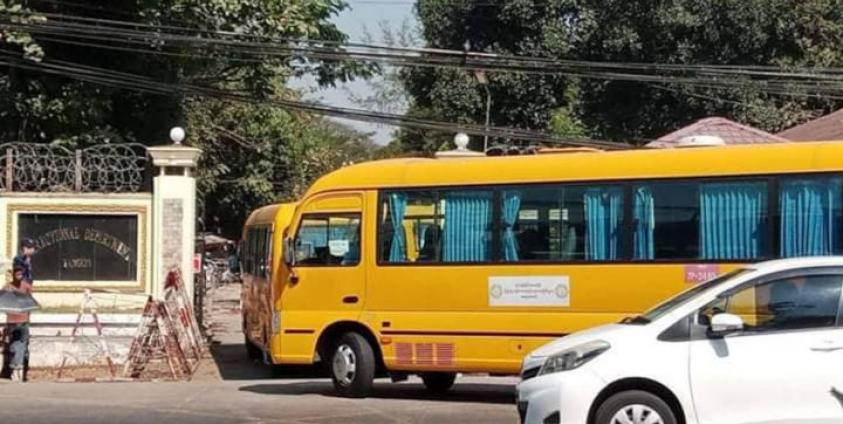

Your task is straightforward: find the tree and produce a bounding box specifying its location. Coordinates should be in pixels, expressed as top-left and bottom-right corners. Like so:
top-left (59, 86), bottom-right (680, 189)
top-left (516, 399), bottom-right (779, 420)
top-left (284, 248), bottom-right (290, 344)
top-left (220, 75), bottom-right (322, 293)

top-left (348, 19), bottom-right (418, 116)
top-left (188, 95), bottom-right (376, 236)
top-left (0, 0), bottom-right (368, 146)
top-left (574, 0), bottom-right (843, 141)
top-left (1, 0), bottom-right (377, 237)
top-left (400, 0), bottom-right (843, 147)
top-left (395, 0), bottom-right (581, 154)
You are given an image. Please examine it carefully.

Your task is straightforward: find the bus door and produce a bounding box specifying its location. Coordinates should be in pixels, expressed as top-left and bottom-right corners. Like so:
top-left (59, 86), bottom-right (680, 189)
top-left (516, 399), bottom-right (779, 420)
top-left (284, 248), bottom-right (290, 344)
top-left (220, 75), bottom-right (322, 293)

top-left (278, 192), bottom-right (366, 362)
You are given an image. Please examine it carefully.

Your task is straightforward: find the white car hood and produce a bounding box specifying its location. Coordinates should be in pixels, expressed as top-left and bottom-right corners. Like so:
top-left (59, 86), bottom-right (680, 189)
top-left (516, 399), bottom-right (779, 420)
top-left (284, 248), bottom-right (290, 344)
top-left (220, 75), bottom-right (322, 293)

top-left (528, 324), bottom-right (631, 359)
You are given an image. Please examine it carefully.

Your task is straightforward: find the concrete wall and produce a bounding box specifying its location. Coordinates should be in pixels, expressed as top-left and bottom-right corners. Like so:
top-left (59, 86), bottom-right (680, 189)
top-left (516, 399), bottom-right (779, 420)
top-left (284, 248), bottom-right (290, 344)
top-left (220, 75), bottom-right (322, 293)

top-left (1, 313), bottom-right (139, 368)
top-left (0, 144), bottom-right (201, 371)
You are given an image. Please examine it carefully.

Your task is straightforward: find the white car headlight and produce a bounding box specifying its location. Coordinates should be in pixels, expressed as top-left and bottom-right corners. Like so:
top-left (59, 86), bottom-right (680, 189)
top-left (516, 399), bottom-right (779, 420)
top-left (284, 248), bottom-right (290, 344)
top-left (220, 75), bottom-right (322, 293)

top-left (538, 340), bottom-right (610, 376)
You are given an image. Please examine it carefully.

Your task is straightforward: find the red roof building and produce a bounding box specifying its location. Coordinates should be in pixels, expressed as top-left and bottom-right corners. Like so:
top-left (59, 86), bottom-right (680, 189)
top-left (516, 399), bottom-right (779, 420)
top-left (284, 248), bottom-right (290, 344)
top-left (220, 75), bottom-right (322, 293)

top-left (777, 109), bottom-right (843, 141)
top-left (648, 117), bottom-right (789, 148)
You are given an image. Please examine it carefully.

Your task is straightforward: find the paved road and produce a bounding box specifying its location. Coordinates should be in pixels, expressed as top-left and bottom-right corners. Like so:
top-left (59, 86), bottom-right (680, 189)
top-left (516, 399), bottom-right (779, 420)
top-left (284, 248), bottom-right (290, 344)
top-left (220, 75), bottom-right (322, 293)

top-left (0, 284), bottom-right (521, 423)
top-left (0, 375), bottom-right (519, 424)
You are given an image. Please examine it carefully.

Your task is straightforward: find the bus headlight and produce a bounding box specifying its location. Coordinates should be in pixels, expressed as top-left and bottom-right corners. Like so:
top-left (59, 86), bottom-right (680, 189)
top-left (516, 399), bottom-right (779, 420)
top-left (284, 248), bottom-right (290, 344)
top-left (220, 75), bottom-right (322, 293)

top-left (538, 341), bottom-right (610, 376)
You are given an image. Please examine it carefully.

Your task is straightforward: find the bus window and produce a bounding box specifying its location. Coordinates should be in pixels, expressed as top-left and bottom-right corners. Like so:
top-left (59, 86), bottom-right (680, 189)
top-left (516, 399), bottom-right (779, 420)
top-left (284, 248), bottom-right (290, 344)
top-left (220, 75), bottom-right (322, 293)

top-left (505, 185), bottom-right (625, 262)
top-left (779, 176), bottom-right (843, 257)
top-left (380, 189), bottom-right (494, 263)
top-left (633, 180), bottom-right (768, 260)
top-left (380, 191), bottom-right (440, 263)
top-left (246, 228), bottom-right (257, 274)
top-left (633, 181), bottom-right (700, 260)
top-left (295, 214), bottom-right (361, 266)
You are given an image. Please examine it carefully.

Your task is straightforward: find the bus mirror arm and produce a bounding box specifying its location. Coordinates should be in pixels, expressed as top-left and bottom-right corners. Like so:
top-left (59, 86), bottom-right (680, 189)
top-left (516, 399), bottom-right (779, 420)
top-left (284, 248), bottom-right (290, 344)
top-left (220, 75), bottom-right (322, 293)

top-left (283, 237), bottom-right (295, 266)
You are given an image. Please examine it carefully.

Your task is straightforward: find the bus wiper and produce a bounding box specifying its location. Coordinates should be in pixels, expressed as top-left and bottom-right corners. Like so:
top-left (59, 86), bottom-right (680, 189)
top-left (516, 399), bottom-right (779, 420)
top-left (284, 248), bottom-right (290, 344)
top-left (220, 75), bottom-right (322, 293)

top-left (620, 315), bottom-right (651, 324)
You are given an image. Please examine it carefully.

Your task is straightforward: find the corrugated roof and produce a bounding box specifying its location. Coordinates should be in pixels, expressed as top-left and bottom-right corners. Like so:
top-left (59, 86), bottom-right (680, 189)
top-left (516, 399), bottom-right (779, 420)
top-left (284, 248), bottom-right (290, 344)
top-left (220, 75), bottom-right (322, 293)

top-left (648, 117), bottom-right (788, 148)
top-left (778, 109), bottom-right (843, 141)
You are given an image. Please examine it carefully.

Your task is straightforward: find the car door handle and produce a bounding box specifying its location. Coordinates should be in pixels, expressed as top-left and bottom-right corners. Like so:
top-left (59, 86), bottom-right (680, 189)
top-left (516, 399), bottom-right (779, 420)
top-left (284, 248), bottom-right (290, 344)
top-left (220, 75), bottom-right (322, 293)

top-left (342, 295), bottom-right (359, 304)
top-left (810, 341), bottom-right (843, 352)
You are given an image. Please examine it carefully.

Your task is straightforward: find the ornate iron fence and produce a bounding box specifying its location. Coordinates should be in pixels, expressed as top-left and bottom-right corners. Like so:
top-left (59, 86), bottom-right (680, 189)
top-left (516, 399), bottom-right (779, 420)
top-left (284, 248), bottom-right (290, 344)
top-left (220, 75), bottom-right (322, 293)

top-left (0, 143), bottom-right (149, 193)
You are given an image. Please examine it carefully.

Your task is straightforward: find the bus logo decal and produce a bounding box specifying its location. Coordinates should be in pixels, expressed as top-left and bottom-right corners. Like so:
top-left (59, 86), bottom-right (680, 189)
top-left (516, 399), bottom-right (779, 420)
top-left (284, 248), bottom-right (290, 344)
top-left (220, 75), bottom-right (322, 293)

top-left (488, 276), bottom-right (571, 307)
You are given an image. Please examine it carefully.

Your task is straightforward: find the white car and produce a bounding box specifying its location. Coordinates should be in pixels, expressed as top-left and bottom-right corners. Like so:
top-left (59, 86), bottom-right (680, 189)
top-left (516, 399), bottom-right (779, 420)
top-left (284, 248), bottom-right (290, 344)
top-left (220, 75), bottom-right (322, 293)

top-left (517, 257), bottom-right (843, 424)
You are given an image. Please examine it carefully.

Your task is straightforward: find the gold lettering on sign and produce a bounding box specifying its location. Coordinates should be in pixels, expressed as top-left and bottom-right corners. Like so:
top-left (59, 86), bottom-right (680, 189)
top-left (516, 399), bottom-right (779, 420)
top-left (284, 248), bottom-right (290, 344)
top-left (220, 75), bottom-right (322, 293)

top-left (83, 228), bottom-right (132, 261)
top-left (35, 227), bottom-right (81, 249)
top-left (34, 227), bottom-right (133, 262)
top-left (62, 258), bottom-right (93, 269)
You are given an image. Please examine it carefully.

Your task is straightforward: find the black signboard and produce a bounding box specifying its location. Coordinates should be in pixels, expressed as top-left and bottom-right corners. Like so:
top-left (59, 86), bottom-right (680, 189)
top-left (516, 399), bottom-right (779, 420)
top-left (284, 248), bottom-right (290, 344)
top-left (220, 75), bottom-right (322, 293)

top-left (19, 214), bottom-right (138, 281)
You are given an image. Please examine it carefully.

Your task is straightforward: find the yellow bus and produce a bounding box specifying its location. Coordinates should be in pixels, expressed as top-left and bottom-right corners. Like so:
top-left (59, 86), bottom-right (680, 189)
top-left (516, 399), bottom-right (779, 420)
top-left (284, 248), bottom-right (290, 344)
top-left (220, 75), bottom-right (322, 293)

top-left (241, 141), bottom-right (843, 397)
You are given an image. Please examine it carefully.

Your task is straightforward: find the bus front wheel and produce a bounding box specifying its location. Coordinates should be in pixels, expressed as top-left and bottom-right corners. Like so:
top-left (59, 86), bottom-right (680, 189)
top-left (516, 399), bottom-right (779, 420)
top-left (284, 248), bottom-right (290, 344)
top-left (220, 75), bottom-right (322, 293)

top-left (330, 332), bottom-right (376, 398)
top-left (421, 372), bottom-right (457, 394)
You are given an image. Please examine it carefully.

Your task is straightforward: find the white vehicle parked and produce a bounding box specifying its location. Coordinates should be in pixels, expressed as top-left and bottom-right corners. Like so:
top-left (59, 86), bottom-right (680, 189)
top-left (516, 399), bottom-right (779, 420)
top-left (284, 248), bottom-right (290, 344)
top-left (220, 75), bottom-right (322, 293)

top-left (517, 257), bottom-right (843, 424)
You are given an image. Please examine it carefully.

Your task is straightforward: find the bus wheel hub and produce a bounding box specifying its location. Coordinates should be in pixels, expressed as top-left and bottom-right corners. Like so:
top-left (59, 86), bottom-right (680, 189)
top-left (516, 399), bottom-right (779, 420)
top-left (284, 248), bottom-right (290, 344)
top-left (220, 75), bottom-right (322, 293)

top-left (333, 344), bottom-right (357, 385)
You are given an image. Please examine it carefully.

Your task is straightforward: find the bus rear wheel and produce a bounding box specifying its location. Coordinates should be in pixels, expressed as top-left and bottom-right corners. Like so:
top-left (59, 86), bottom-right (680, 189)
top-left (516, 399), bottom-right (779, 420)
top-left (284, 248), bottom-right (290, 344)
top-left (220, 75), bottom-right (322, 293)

top-left (421, 372), bottom-right (457, 393)
top-left (330, 332), bottom-right (376, 398)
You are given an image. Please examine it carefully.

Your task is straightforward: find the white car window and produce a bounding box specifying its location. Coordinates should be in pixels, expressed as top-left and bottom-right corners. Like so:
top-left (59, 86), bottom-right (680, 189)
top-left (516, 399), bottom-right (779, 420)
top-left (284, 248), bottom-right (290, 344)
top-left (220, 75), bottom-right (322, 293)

top-left (640, 269), bottom-right (749, 323)
top-left (700, 274), bottom-right (843, 332)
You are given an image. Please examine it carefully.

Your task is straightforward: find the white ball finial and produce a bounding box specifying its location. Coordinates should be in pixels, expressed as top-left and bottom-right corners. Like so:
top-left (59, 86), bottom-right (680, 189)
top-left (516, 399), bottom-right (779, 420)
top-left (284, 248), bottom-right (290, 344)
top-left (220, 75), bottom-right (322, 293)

top-left (454, 132), bottom-right (470, 151)
top-left (170, 126), bottom-right (185, 145)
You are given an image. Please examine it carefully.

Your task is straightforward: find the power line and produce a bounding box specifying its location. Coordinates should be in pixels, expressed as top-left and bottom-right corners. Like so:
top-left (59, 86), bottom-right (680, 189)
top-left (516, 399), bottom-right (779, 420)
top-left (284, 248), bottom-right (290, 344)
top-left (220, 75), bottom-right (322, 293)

top-left (3, 8), bottom-right (842, 145)
top-left (0, 50), bottom-right (631, 149)
top-left (5, 15), bottom-right (843, 101)
top-left (5, 9), bottom-right (843, 80)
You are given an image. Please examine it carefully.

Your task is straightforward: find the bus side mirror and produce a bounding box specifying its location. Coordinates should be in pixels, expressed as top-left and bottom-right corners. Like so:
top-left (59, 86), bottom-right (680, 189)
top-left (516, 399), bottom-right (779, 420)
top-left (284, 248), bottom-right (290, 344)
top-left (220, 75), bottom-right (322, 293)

top-left (283, 237), bottom-right (295, 266)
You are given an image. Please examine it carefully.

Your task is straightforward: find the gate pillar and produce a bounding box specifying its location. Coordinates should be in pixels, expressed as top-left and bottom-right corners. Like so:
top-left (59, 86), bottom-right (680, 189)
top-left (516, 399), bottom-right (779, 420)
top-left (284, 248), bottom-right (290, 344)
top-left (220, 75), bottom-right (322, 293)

top-left (148, 128), bottom-right (201, 299)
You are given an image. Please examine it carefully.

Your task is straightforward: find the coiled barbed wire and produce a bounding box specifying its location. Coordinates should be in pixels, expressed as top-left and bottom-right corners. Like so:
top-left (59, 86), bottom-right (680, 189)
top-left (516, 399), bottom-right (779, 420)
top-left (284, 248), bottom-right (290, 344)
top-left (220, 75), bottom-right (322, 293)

top-left (0, 143), bottom-right (148, 193)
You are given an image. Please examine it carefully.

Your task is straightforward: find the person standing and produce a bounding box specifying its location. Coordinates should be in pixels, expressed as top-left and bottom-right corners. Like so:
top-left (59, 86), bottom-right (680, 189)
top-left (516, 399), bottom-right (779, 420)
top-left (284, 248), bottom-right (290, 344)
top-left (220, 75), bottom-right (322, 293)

top-left (4, 266), bottom-right (32, 382)
top-left (13, 238), bottom-right (35, 285)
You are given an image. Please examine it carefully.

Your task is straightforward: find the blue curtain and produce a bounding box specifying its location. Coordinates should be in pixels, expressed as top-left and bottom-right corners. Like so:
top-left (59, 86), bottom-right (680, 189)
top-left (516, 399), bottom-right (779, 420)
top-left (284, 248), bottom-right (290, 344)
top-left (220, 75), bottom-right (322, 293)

top-left (388, 193), bottom-right (408, 262)
top-left (633, 186), bottom-right (655, 260)
top-left (584, 187), bottom-right (623, 260)
top-left (780, 178), bottom-right (842, 257)
top-left (700, 182), bottom-right (767, 259)
top-left (502, 191), bottom-right (522, 262)
top-left (443, 191), bottom-right (492, 262)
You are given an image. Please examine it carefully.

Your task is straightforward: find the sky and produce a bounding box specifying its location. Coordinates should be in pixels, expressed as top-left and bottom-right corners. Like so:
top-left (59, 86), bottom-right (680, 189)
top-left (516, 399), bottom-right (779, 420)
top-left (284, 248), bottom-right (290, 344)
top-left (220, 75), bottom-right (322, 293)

top-left (289, 1), bottom-right (416, 145)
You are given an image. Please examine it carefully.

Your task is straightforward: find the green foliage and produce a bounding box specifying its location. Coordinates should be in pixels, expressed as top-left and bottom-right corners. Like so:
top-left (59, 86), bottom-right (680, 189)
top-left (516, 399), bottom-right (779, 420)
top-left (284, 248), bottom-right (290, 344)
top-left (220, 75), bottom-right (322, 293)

top-left (396, 0), bottom-right (579, 154)
top-left (0, 0), bottom-right (44, 60)
top-left (188, 94), bottom-right (376, 235)
top-left (574, 0), bottom-right (843, 140)
top-left (0, 0), bottom-right (377, 236)
top-left (549, 107), bottom-right (587, 138)
top-left (399, 0), bottom-right (843, 149)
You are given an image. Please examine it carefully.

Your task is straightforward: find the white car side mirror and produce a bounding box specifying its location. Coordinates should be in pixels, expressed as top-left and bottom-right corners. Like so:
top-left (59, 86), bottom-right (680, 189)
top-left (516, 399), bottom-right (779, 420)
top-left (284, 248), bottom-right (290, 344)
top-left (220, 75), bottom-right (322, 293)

top-left (709, 313), bottom-right (744, 337)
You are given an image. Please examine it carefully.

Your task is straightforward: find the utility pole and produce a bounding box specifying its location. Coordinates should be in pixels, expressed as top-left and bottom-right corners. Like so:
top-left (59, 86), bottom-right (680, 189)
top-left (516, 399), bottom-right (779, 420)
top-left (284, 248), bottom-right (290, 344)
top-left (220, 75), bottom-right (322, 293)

top-left (464, 40), bottom-right (493, 153)
top-left (475, 70), bottom-right (491, 152)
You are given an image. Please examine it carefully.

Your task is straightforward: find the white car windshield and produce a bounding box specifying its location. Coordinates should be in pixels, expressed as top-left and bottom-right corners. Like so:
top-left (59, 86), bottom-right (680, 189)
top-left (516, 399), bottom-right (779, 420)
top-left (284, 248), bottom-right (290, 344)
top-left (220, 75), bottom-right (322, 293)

top-left (624, 269), bottom-right (750, 324)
